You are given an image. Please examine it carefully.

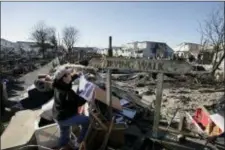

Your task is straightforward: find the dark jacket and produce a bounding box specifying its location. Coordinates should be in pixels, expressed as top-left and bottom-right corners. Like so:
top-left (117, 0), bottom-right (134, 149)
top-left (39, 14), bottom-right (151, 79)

top-left (219, 132), bottom-right (225, 138)
top-left (52, 74), bottom-right (86, 121)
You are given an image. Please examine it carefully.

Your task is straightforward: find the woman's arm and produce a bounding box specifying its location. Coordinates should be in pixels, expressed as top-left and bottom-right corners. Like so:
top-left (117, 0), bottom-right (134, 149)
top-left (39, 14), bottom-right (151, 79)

top-left (219, 132), bottom-right (225, 137)
top-left (73, 93), bottom-right (87, 106)
top-left (77, 97), bottom-right (87, 107)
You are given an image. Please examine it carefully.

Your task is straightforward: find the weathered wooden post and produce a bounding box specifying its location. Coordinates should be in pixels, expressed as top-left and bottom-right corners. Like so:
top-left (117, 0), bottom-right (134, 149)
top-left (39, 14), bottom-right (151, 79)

top-left (152, 73), bottom-right (164, 138)
top-left (107, 36), bottom-right (113, 119)
top-left (99, 36), bottom-right (113, 150)
top-left (106, 69), bottom-right (112, 119)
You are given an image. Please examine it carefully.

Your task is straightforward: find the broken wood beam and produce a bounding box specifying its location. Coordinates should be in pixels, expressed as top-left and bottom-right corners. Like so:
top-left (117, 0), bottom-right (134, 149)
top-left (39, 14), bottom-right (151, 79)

top-left (152, 73), bottom-right (164, 138)
top-left (106, 69), bottom-right (112, 119)
top-left (148, 137), bottom-right (195, 150)
top-left (90, 112), bottom-right (108, 130)
top-left (178, 115), bottom-right (186, 132)
top-left (79, 119), bottom-right (95, 150)
top-left (158, 126), bottom-right (200, 139)
top-left (99, 117), bottom-right (115, 150)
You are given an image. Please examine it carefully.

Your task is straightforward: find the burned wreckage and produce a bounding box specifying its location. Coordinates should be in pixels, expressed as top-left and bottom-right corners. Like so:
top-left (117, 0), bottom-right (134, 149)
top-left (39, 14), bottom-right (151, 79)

top-left (1, 57), bottom-right (224, 150)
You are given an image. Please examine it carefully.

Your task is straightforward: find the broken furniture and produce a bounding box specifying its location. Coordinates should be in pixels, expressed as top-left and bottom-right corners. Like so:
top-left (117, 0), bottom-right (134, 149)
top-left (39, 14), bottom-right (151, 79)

top-left (78, 73), bottom-right (125, 150)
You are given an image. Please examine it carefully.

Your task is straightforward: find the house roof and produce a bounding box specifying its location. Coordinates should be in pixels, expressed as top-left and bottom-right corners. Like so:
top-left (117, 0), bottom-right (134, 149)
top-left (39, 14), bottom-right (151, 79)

top-left (17, 41), bottom-right (36, 45)
top-left (127, 41), bottom-right (166, 44)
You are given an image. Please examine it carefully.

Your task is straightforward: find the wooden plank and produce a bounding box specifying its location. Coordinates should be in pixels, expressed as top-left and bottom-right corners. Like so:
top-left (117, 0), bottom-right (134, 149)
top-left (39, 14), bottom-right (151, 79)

top-left (99, 117), bottom-right (115, 150)
top-left (89, 57), bottom-right (193, 74)
top-left (178, 115), bottom-right (185, 132)
top-left (106, 69), bottom-right (113, 118)
top-left (1, 110), bottom-right (42, 150)
top-left (158, 126), bottom-right (200, 138)
top-left (94, 86), bottom-right (122, 111)
top-left (152, 73), bottom-right (164, 138)
top-left (90, 112), bottom-right (108, 131)
top-left (148, 137), bottom-right (195, 150)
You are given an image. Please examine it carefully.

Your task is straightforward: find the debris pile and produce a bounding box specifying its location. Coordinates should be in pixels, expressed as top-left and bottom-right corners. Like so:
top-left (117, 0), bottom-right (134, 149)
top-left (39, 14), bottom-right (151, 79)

top-left (1, 58), bottom-right (224, 150)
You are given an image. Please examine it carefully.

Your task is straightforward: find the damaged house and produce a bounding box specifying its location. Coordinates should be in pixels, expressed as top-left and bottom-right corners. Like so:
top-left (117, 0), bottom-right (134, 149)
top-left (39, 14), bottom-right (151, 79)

top-left (173, 42), bottom-right (202, 61)
top-left (98, 41), bottom-right (174, 59)
top-left (123, 41), bottom-right (174, 59)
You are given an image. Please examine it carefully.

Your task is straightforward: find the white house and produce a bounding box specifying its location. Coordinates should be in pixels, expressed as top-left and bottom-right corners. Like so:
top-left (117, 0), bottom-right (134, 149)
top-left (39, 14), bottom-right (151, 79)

top-left (98, 47), bottom-right (123, 56)
top-left (173, 42), bottom-right (202, 59)
top-left (97, 41), bottom-right (174, 58)
top-left (1, 39), bottom-right (40, 54)
top-left (72, 47), bottom-right (99, 53)
top-left (122, 41), bottom-right (174, 58)
top-left (1, 38), bottom-right (17, 48)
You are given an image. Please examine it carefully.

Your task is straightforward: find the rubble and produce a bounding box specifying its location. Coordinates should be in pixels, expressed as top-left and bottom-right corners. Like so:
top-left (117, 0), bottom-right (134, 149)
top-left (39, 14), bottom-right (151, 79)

top-left (1, 57), bottom-right (224, 150)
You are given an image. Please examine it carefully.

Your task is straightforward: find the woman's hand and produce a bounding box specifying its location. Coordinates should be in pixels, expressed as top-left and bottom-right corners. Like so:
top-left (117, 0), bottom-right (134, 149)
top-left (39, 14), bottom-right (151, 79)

top-left (71, 69), bottom-right (81, 75)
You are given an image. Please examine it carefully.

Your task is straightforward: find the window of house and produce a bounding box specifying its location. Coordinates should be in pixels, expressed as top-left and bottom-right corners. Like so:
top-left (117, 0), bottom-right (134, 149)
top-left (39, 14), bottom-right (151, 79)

top-left (136, 50), bottom-right (143, 54)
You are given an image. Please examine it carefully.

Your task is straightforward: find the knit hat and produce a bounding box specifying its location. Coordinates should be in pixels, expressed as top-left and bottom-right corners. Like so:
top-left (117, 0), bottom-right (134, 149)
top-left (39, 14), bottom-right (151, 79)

top-left (34, 79), bottom-right (52, 92)
top-left (53, 66), bottom-right (73, 80)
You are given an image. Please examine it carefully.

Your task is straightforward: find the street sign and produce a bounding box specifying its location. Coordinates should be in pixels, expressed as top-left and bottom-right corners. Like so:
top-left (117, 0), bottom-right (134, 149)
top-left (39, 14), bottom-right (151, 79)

top-left (90, 57), bottom-right (193, 74)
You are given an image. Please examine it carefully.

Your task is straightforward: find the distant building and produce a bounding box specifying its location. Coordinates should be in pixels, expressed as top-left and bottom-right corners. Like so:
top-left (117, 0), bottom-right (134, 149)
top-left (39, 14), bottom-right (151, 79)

top-left (97, 41), bottom-right (174, 58)
top-left (173, 42), bottom-right (202, 60)
top-left (17, 41), bottom-right (38, 52)
top-left (1, 38), bottom-right (16, 48)
top-left (72, 47), bottom-right (98, 53)
top-left (99, 47), bottom-right (123, 56)
top-left (1, 39), bottom-right (40, 53)
top-left (127, 41), bottom-right (174, 58)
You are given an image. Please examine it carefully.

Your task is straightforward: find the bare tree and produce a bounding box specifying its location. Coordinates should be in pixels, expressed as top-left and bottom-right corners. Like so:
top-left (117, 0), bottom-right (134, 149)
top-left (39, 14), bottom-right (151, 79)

top-left (30, 21), bottom-right (54, 58)
top-left (62, 26), bottom-right (79, 53)
top-left (199, 7), bottom-right (224, 74)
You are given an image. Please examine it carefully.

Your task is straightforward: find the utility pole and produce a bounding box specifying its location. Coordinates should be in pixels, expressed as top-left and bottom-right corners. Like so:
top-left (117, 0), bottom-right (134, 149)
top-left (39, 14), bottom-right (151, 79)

top-left (108, 36), bottom-right (113, 57)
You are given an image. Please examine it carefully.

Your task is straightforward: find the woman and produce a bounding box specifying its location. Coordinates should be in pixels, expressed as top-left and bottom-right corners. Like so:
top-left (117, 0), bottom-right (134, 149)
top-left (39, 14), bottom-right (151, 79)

top-left (52, 67), bottom-right (89, 150)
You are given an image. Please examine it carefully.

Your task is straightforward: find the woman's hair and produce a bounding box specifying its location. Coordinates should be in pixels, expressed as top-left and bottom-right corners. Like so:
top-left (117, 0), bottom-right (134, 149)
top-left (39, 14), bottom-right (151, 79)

top-left (52, 76), bottom-right (72, 91)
